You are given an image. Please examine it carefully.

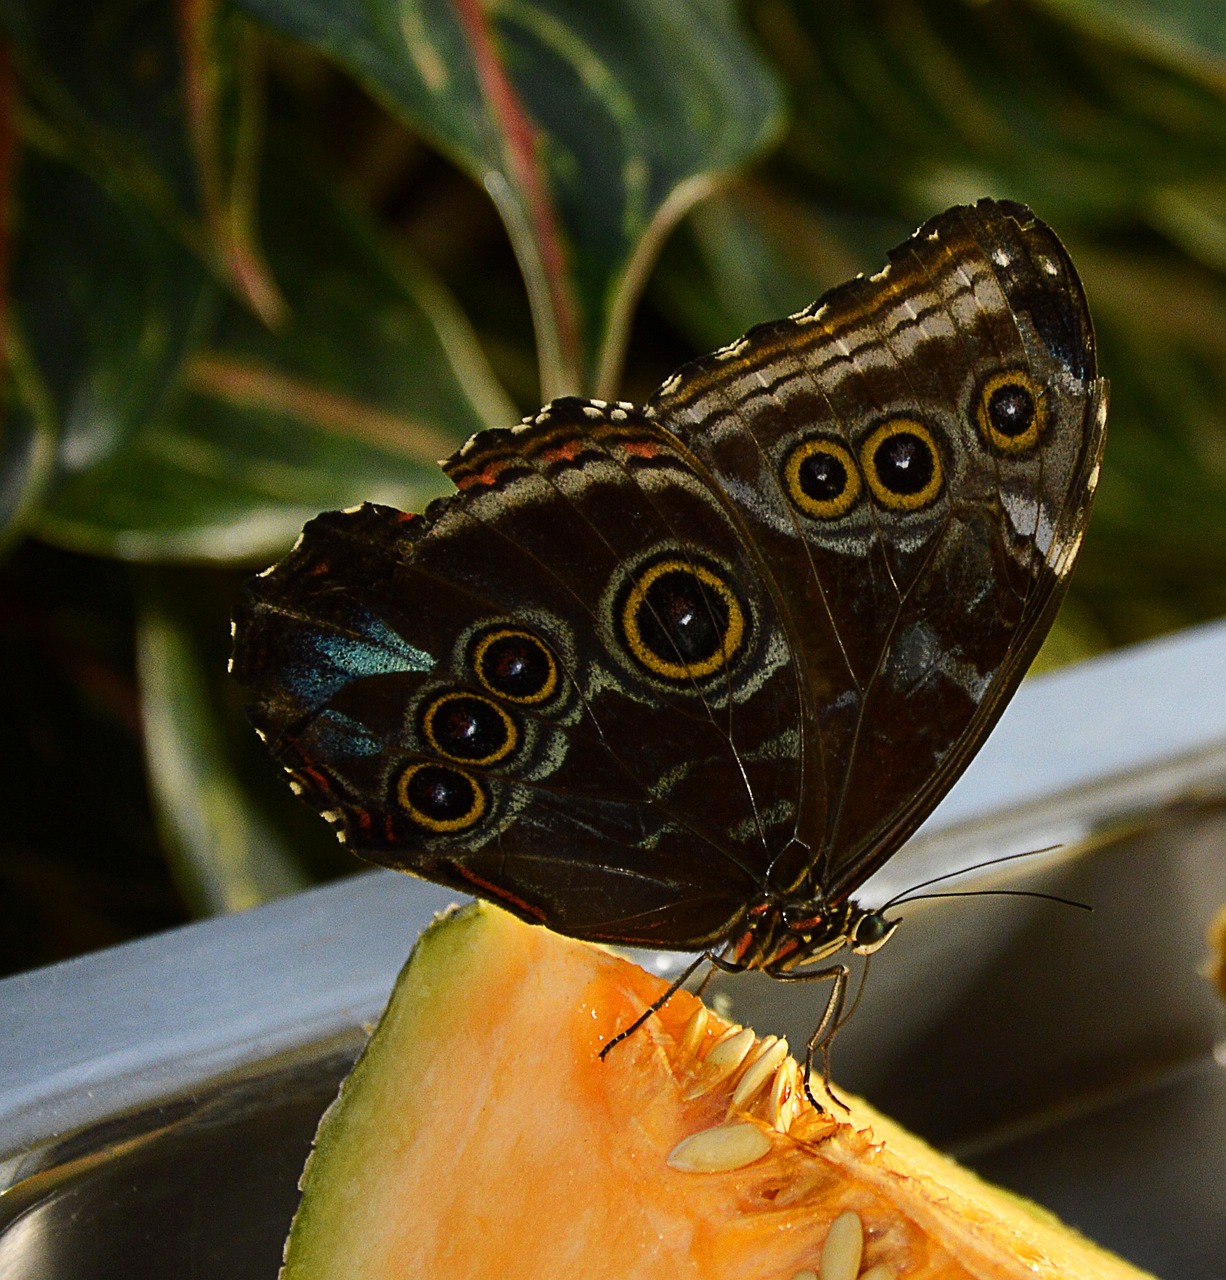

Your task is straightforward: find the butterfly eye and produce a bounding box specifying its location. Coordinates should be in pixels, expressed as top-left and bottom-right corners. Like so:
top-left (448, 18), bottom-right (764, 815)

top-left (850, 910), bottom-right (899, 955)
top-left (976, 370), bottom-right (1047, 453)
top-left (783, 438), bottom-right (862, 519)
top-left (421, 692), bottom-right (518, 766)
top-left (618, 556), bottom-right (747, 684)
top-left (861, 419), bottom-right (944, 511)
top-left (396, 762), bottom-right (487, 832)
top-left (471, 628), bottom-right (559, 704)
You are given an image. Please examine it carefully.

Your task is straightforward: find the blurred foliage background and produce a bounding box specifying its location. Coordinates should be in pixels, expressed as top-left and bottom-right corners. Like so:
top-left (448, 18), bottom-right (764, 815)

top-left (2, 0), bottom-right (1225, 977)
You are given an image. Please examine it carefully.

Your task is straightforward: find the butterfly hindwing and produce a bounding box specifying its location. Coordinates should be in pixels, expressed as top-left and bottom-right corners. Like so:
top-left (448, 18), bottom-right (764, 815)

top-left (234, 403), bottom-right (807, 947)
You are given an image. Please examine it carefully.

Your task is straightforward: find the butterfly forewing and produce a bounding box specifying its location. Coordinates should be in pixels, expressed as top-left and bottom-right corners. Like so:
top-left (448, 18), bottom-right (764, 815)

top-left (649, 200), bottom-right (1106, 902)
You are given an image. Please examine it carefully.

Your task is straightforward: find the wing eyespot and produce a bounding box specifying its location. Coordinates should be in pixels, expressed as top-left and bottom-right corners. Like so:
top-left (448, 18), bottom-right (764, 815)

top-left (421, 691), bottom-right (518, 766)
top-left (782, 438), bottom-right (862, 519)
top-left (861, 419), bottom-right (944, 511)
top-left (975, 370), bottom-right (1047, 454)
top-left (396, 761), bottom-right (487, 832)
top-left (617, 555), bottom-right (748, 684)
top-left (471, 627), bottom-right (559, 704)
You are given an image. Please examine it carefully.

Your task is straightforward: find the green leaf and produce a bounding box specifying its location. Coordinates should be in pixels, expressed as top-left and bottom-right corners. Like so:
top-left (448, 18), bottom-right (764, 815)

top-left (1, 0), bottom-right (204, 216)
top-left (235, 0), bottom-right (784, 397)
top-left (756, 0), bottom-right (1226, 228)
top-left (2, 0), bottom-right (281, 317)
top-left (136, 567), bottom-right (313, 914)
top-left (7, 147), bottom-right (216, 535)
top-left (653, 186), bottom-right (906, 350)
top-left (36, 148), bottom-right (515, 562)
top-left (1073, 245), bottom-right (1226, 639)
top-left (1033, 0), bottom-right (1226, 78)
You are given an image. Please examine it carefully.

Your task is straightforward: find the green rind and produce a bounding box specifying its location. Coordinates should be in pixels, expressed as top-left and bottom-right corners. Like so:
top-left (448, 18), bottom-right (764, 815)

top-left (281, 901), bottom-right (487, 1278)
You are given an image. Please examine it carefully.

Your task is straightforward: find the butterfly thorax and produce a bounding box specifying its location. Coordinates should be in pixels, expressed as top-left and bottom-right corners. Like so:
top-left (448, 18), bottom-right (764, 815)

top-left (727, 896), bottom-right (898, 976)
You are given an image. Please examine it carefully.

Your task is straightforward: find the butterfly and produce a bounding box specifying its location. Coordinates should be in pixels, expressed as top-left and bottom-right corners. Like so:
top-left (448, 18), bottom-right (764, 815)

top-left (232, 199), bottom-right (1106, 1091)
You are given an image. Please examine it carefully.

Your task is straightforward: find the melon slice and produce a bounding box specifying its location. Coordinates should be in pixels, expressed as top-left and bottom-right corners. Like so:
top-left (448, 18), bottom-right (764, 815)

top-left (282, 902), bottom-right (1154, 1280)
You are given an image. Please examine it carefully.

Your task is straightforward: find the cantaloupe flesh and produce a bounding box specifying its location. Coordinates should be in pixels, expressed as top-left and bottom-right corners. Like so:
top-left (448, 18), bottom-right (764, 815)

top-left (282, 902), bottom-right (1156, 1280)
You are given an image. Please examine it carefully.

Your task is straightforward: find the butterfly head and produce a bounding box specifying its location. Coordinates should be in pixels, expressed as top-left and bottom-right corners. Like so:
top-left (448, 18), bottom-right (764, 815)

top-left (733, 896), bottom-right (899, 976)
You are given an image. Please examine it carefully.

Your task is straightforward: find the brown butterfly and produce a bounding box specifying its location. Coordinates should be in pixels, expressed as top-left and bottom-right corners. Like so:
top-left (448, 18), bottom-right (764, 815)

top-left (232, 199), bottom-right (1107, 1095)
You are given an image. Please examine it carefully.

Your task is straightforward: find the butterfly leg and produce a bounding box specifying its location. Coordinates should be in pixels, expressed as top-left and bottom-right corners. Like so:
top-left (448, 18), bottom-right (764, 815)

top-left (598, 951), bottom-right (715, 1061)
top-left (769, 961), bottom-right (851, 1111)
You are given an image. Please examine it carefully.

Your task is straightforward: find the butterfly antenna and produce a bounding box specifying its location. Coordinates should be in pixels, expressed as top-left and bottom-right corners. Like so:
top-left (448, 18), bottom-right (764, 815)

top-left (893, 887), bottom-right (1092, 911)
top-left (880, 844), bottom-right (1065, 911)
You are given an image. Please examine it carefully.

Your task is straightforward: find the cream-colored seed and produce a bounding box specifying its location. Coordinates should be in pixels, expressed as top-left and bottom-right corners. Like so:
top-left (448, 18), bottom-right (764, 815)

top-left (858, 1266), bottom-right (894, 1280)
top-left (771, 1058), bottom-right (803, 1133)
top-left (819, 1211), bottom-right (864, 1280)
top-left (679, 1004), bottom-right (709, 1060)
top-left (682, 1027), bottom-right (756, 1099)
top-left (768, 1060), bottom-right (792, 1129)
top-left (739, 1032), bottom-right (778, 1070)
top-left (730, 1033), bottom-right (776, 1094)
top-left (731, 1036), bottom-right (789, 1109)
top-left (666, 1121), bottom-right (772, 1173)
top-left (704, 1026), bottom-right (756, 1072)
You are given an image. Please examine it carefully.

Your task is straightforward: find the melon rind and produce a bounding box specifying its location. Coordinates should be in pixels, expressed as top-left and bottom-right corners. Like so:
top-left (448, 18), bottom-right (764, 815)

top-left (282, 902), bottom-right (1157, 1280)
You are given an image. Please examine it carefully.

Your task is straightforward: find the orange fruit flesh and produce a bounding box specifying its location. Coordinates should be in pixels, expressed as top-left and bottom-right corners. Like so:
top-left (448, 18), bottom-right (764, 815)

top-left (282, 902), bottom-right (1155, 1280)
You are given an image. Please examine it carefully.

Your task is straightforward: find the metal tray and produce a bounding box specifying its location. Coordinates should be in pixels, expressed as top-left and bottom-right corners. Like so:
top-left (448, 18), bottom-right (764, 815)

top-left (3, 620), bottom-right (1226, 1279)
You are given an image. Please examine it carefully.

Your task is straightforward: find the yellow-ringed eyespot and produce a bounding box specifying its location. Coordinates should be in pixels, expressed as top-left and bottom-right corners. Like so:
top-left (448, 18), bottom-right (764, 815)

top-left (976, 370), bottom-right (1047, 453)
top-left (396, 762), bottom-right (487, 833)
top-left (619, 556), bottom-right (747, 683)
top-left (421, 691), bottom-right (518, 766)
top-left (861, 419), bottom-right (944, 511)
top-left (471, 627), bottom-right (559, 704)
top-left (782, 437), bottom-right (861, 519)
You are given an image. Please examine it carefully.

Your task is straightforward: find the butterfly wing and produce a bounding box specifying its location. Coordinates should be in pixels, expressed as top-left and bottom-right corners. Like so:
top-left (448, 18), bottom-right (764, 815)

top-left (233, 401), bottom-right (808, 948)
top-left (650, 199), bottom-right (1107, 902)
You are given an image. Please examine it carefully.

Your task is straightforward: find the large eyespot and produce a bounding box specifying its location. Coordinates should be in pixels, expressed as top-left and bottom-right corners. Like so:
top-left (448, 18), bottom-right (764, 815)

top-left (396, 762), bottom-right (487, 832)
top-left (861, 419), bottom-right (944, 511)
top-left (618, 556), bottom-right (748, 684)
top-left (783, 438), bottom-right (862, 519)
top-left (421, 691), bottom-right (518, 766)
top-left (976, 370), bottom-right (1047, 454)
top-left (471, 627), bottom-right (559, 704)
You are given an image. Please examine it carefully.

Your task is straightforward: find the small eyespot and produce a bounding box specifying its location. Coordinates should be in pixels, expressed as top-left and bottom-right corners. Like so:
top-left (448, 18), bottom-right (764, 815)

top-left (471, 627), bottom-right (559, 704)
top-left (396, 762), bottom-right (487, 832)
top-left (618, 555), bottom-right (748, 684)
top-left (861, 419), bottom-right (944, 511)
top-left (422, 692), bottom-right (518, 766)
top-left (976, 370), bottom-right (1047, 453)
top-left (783, 438), bottom-right (862, 519)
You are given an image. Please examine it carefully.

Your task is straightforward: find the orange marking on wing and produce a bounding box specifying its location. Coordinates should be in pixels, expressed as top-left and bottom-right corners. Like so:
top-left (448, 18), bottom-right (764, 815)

top-left (454, 865), bottom-right (548, 922)
top-left (298, 763), bottom-right (331, 792)
top-left (622, 439), bottom-right (662, 459)
top-left (456, 459), bottom-right (507, 489)
top-left (539, 438), bottom-right (584, 465)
